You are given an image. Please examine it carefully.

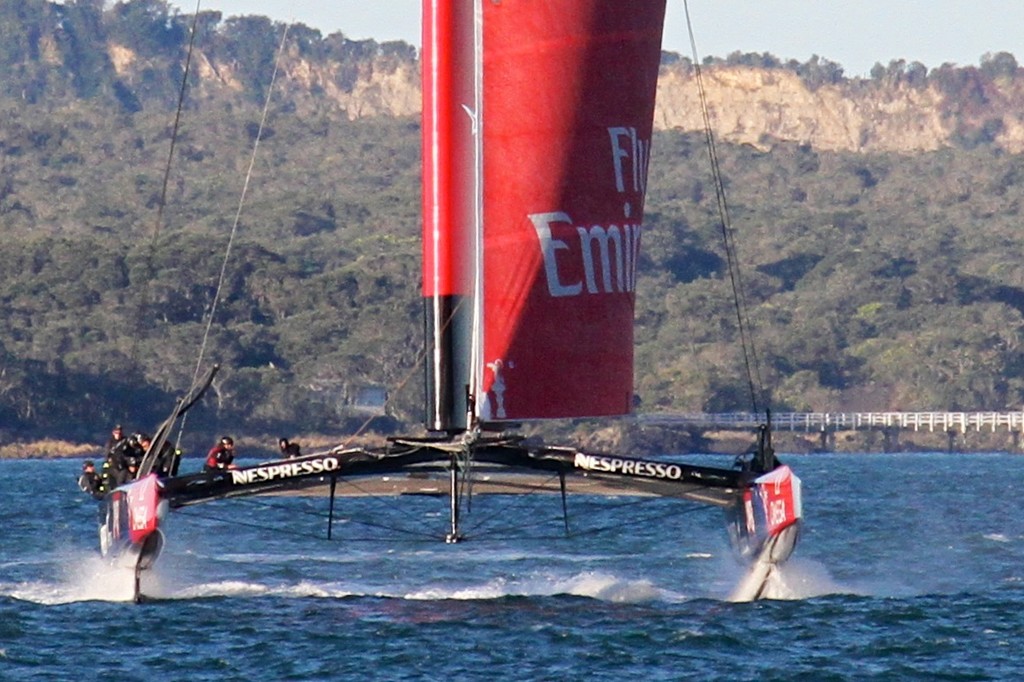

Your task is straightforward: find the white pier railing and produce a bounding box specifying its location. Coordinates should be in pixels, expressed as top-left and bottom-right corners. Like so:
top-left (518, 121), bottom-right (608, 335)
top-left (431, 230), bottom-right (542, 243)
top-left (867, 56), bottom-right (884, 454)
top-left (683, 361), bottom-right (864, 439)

top-left (637, 411), bottom-right (1024, 434)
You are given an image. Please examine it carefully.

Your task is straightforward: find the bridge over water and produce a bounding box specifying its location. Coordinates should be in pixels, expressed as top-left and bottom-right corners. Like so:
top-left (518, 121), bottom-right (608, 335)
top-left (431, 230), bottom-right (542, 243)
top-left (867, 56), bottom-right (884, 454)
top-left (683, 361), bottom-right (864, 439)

top-left (637, 411), bottom-right (1024, 451)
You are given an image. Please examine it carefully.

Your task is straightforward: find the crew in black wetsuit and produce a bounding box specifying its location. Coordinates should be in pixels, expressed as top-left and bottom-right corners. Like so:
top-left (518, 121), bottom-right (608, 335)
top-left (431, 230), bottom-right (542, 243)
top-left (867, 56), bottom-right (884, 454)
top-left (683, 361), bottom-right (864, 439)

top-left (278, 437), bottom-right (301, 459)
top-left (119, 434), bottom-right (146, 482)
top-left (78, 460), bottom-right (104, 499)
top-left (105, 424), bottom-right (125, 453)
top-left (138, 433), bottom-right (181, 477)
top-left (204, 436), bottom-right (236, 472)
top-left (106, 439), bottom-right (129, 486)
top-left (100, 424), bottom-right (125, 491)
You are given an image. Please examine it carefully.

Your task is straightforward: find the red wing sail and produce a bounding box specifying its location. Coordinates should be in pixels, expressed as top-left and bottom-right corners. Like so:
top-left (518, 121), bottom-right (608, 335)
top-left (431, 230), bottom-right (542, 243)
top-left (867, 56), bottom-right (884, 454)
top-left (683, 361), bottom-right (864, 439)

top-left (478, 2), bottom-right (664, 420)
top-left (423, 1), bottom-right (667, 428)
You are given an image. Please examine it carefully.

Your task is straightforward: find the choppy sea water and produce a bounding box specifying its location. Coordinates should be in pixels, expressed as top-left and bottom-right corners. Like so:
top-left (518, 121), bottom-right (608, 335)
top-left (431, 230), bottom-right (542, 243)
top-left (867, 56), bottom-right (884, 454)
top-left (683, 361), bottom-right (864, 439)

top-left (2, 453), bottom-right (1023, 681)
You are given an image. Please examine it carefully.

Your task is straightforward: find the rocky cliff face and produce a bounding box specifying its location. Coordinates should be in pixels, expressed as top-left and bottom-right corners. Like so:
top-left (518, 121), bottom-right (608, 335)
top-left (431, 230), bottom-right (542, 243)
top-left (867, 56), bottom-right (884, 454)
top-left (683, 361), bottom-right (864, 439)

top-left (106, 42), bottom-right (423, 119)
top-left (654, 64), bottom-right (1024, 154)
top-left (654, 66), bottom-right (951, 153)
top-left (271, 46), bottom-right (421, 120)
top-left (106, 44), bottom-right (1024, 154)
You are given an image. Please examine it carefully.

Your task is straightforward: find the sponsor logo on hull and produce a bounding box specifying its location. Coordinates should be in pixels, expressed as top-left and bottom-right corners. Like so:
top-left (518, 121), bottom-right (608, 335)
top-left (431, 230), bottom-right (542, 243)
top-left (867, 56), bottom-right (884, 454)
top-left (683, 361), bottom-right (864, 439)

top-left (573, 452), bottom-right (683, 481)
top-left (230, 457), bottom-right (341, 486)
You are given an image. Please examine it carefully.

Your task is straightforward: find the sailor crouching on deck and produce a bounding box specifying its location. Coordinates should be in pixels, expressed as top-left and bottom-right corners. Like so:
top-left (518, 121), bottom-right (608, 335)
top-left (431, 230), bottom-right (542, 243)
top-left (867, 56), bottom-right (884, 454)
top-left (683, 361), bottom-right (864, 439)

top-left (101, 433), bottom-right (142, 487)
top-left (121, 434), bottom-right (146, 481)
top-left (78, 460), bottom-right (104, 499)
top-left (204, 435), bottom-right (237, 472)
top-left (278, 437), bottom-right (301, 459)
top-left (139, 433), bottom-right (181, 478)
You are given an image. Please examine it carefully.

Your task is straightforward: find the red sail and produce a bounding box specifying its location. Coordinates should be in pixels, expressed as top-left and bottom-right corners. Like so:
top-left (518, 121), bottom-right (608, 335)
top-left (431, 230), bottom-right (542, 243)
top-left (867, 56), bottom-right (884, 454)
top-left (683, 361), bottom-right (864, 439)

top-left (423, 1), bottom-right (666, 426)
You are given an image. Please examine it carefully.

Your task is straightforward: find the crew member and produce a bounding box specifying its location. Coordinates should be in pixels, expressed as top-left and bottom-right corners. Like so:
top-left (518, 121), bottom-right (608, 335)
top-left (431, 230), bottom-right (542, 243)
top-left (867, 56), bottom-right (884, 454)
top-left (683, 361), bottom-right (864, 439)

top-left (139, 433), bottom-right (181, 477)
top-left (105, 424), bottom-right (125, 453)
top-left (278, 437), bottom-right (301, 459)
top-left (204, 436), bottom-right (236, 472)
top-left (119, 433), bottom-right (146, 482)
top-left (103, 437), bottom-right (135, 487)
top-left (100, 424), bottom-right (126, 491)
top-left (78, 460), bottom-right (104, 499)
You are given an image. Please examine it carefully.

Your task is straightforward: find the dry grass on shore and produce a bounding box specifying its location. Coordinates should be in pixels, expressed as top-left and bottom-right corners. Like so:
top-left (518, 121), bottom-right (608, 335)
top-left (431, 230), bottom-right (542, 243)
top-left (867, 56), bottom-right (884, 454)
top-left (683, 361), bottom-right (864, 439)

top-left (0, 433), bottom-right (394, 461)
top-left (0, 439), bottom-right (102, 460)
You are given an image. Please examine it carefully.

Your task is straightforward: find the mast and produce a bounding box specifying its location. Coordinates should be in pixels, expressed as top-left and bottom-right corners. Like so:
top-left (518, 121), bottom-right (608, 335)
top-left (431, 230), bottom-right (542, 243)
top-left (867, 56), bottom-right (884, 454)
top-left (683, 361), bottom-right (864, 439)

top-left (422, 0), bottom-right (477, 433)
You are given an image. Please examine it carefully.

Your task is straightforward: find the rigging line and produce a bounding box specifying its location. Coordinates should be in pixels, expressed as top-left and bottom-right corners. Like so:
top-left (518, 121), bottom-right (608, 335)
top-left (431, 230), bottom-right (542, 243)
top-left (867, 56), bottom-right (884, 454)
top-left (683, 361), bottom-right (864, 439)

top-left (173, 506), bottom-right (335, 542)
top-left (175, 490), bottom-right (710, 544)
top-left (336, 296), bottom-right (468, 448)
top-left (467, 483), bottom-right (660, 534)
top-left (455, 470), bottom-right (565, 535)
top-left (557, 500), bottom-right (711, 541)
top-left (120, 0), bottom-right (203, 422)
top-left (326, 476), bottom-right (450, 536)
top-left (304, 536), bottom-right (445, 544)
top-left (681, 0), bottom-right (768, 415)
top-left (175, 21), bottom-right (292, 445)
top-left (175, 499), bottom-right (442, 541)
top-left (463, 511), bottom-right (573, 540)
top-left (557, 486), bottom-right (712, 519)
top-left (459, 476), bottom-right (713, 539)
top-left (212, 494), bottom-right (337, 519)
top-left (456, 442), bottom-right (475, 514)
top-left (317, 515), bottom-right (446, 541)
top-left (468, 497), bottom-right (711, 541)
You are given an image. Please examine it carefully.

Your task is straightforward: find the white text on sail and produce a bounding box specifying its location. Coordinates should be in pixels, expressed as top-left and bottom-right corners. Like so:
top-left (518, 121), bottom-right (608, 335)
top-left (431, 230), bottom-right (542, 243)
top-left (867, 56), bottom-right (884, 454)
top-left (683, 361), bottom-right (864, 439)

top-left (530, 126), bottom-right (649, 298)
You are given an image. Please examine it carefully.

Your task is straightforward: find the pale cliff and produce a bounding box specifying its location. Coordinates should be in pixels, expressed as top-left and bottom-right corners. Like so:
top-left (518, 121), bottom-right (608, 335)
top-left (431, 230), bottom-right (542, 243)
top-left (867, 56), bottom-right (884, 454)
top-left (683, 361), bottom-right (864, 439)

top-left (105, 42), bottom-right (1024, 154)
top-left (653, 64), bottom-right (1024, 153)
top-left (654, 66), bottom-right (951, 153)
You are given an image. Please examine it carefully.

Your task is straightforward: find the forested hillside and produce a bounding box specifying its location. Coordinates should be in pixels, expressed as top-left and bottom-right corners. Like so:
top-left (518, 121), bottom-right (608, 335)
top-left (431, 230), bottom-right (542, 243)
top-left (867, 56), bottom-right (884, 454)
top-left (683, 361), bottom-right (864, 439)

top-left (1, 0), bottom-right (1023, 447)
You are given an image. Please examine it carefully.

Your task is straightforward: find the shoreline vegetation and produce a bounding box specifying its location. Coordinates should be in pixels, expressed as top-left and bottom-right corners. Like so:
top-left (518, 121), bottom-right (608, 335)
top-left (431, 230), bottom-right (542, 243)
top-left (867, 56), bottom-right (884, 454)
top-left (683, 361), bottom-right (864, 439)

top-left (6, 428), bottom-right (1020, 461)
top-left (0, 433), bottom-right (391, 462)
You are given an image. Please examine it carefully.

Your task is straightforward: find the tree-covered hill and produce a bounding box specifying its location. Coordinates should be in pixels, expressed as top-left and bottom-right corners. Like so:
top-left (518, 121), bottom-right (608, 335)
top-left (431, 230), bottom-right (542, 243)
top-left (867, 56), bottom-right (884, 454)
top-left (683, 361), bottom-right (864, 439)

top-left (1, 0), bottom-right (1023, 447)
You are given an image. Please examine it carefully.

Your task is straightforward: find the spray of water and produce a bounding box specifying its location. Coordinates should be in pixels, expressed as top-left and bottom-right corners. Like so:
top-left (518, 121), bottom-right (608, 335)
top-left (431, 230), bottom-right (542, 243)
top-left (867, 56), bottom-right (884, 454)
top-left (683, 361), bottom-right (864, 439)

top-left (2, 552), bottom-right (136, 604)
top-left (758, 557), bottom-right (852, 600)
top-left (1, 540), bottom-right (849, 606)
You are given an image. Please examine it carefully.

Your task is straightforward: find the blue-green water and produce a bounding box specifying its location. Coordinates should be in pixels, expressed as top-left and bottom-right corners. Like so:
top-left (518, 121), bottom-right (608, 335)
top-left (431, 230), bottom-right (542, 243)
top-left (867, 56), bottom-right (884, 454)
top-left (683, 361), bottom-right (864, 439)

top-left (2, 453), bottom-right (1023, 680)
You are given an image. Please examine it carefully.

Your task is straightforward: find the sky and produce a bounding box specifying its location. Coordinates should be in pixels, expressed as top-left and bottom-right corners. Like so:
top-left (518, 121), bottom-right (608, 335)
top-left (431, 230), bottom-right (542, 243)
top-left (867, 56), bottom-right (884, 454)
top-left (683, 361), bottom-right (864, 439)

top-left (168, 0), bottom-right (1024, 77)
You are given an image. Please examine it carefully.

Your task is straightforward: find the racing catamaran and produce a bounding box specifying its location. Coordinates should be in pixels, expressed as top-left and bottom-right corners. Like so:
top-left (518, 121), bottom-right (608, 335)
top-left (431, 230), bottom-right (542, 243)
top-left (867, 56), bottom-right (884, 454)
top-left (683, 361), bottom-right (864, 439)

top-left (95, 0), bottom-right (801, 603)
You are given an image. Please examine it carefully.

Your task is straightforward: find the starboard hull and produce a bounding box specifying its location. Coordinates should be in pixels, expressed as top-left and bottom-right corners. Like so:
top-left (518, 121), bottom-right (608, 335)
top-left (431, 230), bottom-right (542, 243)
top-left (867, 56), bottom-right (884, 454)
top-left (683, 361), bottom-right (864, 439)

top-left (728, 522), bottom-right (801, 602)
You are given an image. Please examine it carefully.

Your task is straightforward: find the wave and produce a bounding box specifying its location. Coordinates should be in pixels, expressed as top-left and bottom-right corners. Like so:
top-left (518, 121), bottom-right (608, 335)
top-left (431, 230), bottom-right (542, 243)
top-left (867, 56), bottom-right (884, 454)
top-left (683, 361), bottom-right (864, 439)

top-left (402, 570), bottom-right (674, 603)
